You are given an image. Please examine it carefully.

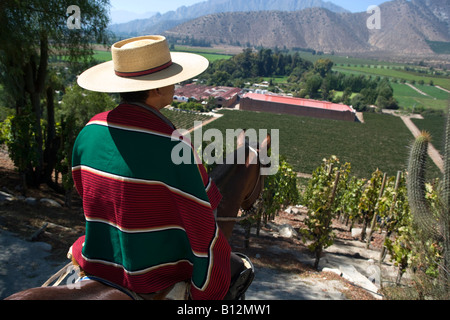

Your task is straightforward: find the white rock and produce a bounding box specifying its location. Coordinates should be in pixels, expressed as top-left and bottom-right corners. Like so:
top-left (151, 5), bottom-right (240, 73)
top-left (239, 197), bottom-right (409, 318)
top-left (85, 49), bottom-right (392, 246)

top-left (33, 242), bottom-right (52, 252)
top-left (322, 267), bottom-right (342, 276)
top-left (339, 264), bottom-right (381, 299)
top-left (351, 228), bottom-right (371, 238)
top-left (25, 197), bottom-right (37, 205)
top-left (39, 198), bottom-right (62, 207)
top-left (284, 206), bottom-right (294, 214)
top-left (0, 191), bottom-right (14, 202)
top-left (279, 224), bottom-right (298, 238)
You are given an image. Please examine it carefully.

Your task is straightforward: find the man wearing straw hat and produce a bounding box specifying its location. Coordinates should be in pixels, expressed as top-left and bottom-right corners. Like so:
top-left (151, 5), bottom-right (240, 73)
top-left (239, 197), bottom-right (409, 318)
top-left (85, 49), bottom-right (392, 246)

top-left (70, 35), bottom-right (251, 300)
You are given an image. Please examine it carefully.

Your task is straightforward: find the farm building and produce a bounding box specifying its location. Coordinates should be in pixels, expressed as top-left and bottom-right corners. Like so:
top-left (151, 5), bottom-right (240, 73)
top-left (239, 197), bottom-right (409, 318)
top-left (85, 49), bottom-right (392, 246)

top-left (240, 93), bottom-right (357, 122)
top-left (174, 84), bottom-right (242, 108)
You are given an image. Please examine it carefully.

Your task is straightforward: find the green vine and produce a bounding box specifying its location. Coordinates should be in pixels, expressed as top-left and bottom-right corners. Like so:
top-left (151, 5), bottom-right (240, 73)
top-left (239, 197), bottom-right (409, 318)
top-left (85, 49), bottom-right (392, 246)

top-left (301, 155), bottom-right (350, 269)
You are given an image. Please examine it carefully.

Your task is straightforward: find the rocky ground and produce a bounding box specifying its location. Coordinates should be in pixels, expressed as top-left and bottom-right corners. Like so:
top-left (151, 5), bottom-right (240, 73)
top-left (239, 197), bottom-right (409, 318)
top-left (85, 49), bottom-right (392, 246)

top-left (0, 145), bottom-right (410, 300)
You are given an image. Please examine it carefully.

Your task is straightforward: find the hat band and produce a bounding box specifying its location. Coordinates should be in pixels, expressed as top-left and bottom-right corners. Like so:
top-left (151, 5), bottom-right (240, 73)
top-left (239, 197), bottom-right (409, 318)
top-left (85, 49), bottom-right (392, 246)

top-left (115, 60), bottom-right (173, 78)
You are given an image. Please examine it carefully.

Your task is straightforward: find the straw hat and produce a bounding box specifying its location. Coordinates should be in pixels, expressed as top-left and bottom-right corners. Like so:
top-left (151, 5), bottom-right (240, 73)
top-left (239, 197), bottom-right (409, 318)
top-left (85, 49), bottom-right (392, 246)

top-left (77, 35), bottom-right (209, 93)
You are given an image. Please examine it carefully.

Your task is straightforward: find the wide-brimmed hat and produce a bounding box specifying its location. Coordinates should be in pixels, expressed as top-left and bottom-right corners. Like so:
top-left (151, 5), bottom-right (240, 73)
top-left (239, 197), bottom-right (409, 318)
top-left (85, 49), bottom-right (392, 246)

top-left (77, 35), bottom-right (209, 93)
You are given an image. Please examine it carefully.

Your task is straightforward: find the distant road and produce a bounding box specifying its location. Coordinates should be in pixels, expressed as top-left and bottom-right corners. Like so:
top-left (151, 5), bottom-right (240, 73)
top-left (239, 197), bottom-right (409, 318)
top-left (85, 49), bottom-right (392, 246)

top-left (435, 85), bottom-right (450, 94)
top-left (400, 116), bottom-right (444, 173)
top-left (405, 83), bottom-right (429, 97)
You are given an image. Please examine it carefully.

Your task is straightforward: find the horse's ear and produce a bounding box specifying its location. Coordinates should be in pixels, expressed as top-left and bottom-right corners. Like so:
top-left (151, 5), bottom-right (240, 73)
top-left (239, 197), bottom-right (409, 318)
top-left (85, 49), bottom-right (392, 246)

top-left (260, 134), bottom-right (271, 151)
top-left (237, 129), bottom-right (246, 148)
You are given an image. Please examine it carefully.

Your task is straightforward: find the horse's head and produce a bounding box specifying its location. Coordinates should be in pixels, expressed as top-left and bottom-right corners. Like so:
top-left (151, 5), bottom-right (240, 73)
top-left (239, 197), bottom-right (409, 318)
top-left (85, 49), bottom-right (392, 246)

top-left (238, 130), bottom-right (271, 212)
top-left (211, 130), bottom-right (271, 240)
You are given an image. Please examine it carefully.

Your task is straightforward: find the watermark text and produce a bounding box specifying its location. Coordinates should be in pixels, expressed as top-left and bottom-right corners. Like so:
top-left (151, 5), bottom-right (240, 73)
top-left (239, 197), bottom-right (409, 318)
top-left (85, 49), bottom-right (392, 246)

top-left (67, 5), bottom-right (81, 30)
top-left (171, 124), bottom-right (279, 175)
top-left (367, 5), bottom-right (381, 30)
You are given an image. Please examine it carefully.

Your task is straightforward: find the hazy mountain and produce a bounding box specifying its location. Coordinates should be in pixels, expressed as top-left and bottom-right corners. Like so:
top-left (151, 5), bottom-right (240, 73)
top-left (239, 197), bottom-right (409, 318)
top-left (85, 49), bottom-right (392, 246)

top-left (412, 0), bottom-right (450, 33)
top-left (165, 0), bottom-right (450, 56)
top-left (109, 10), bottom-right (157, 25)
top-left (108, 0), bottom-right (348, 36)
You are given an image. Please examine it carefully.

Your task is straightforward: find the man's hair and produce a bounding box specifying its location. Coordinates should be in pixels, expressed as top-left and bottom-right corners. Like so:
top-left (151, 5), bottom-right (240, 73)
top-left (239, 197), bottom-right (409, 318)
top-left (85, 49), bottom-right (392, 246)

top-left (120, 90), bottom-right (150, 104)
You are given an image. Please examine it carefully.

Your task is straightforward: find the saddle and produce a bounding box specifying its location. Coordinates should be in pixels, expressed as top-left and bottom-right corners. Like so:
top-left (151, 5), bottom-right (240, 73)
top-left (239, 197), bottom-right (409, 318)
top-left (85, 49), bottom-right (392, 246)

top-left (63, 248), bottom-right (253, 300)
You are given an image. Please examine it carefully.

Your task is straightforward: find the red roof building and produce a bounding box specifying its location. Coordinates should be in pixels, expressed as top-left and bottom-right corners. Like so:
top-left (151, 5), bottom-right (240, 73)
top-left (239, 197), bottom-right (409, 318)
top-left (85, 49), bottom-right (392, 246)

top-left (174, 84), bottom-right (242, 108)
top-left (240, 92), bottom-right (356, 122)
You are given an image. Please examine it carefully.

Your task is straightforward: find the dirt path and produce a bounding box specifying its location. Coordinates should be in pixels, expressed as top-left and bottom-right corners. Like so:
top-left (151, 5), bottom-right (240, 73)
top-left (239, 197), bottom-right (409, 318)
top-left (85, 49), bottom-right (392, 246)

top-left (435, 85), bottom-right (450, 94)
top-left (0, 229), bottom-right (68, 299)
top-left (405, 83), bottom-right (430, 97)
top-left (400, 115), bottom-right (444, 173)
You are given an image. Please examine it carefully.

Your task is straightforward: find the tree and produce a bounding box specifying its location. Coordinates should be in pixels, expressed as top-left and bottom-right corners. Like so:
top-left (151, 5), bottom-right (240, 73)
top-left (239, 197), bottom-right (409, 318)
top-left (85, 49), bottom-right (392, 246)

top-left (342, 87), bottom-right (353, 105)
top-left (304, 74), bottom-right (323, 99)
top-left (375, 79), bottom-right (398, 109)
top-left (58, 84), bottom-right (116, 205)
top-left (0, 0), bottom-right (110, 189)
top-left (314, 59), bottom-right (334, 78)
top-left (210, 71), bottom-right (231, 86)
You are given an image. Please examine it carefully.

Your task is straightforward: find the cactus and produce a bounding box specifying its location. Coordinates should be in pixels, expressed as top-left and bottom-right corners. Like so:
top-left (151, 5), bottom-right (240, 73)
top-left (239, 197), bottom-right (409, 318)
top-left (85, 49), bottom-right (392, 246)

top-left (407, 108), bottom-right (450, 293)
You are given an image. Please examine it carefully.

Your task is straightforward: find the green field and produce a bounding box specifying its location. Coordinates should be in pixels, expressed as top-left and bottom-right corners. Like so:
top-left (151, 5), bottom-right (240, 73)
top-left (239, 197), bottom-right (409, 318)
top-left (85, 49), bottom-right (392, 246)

top-left (331, 63), bottom-right (449, 110)
top-left (333, 91), bottom-right (358, 100)
top-left (93, 50), bottom-right (112, 62)
top-left (412, 113), bottom-right (447, 154)
top-left (173, 46), bottom-right (233, 62)
top-left (295, 51), bottom-right (403, 67)
top-left (392, 83), bottom-right (449, 110)
top-left (200, 109), bottom-right (441, 179)
top-left (333, 65), bottom-right (450, 91)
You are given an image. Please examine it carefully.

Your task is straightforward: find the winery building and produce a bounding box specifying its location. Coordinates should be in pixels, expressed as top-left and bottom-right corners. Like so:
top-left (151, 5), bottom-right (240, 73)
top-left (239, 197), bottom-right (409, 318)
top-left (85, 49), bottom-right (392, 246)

top-left (174, 84), bottom-right (242, 108)
top-left (240, 93), bottom-right (357, 122)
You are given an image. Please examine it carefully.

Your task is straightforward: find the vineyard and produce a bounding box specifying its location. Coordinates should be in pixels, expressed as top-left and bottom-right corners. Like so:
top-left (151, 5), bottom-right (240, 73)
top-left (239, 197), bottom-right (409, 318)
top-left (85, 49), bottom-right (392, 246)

top-left (266, 151), bottom-right (446, 299)
top-left (160, 105), bottom-right (449, 298)
top-left (202, 109), bottom-right (442, 179)
top-left (160, 108), bottom-right (213, 130)
top-left (300, 156), bottom-right (412, 278)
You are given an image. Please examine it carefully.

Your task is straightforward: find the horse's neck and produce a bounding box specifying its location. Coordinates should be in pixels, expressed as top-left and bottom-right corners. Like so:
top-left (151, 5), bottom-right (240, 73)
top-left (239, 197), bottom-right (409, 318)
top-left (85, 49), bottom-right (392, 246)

top-left (212, 162), bottom-right (249, 202)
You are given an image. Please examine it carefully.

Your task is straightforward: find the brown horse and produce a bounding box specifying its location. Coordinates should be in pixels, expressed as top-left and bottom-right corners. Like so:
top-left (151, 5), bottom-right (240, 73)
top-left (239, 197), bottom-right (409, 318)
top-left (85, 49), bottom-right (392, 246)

top-left (213, 130), bottom-right (270, 240)
top-left (5, 130), bottom-right (269, 300)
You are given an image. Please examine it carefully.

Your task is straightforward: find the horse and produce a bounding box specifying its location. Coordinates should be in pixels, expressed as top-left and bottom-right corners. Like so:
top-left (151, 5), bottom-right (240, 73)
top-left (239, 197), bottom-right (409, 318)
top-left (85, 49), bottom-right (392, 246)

top-left (5, 130), bottom-right (270, 300)
top-left (213, 130), bottom-right (270, 240)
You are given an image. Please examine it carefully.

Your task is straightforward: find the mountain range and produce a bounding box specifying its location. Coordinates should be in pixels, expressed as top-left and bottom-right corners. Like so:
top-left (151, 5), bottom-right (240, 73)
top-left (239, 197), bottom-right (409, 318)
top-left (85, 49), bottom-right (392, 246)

top-left (109, 0), bottom-right (450, 57)
top-left (109, 10), bottom-right (157, 25)
top-left (108, 0), bottom-right (348, 36)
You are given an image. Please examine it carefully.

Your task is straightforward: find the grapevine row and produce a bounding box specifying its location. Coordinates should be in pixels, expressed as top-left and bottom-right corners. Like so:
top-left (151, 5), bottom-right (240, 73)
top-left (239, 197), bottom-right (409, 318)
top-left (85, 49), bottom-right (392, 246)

top-left (300, 155), bottom-right (442, 287)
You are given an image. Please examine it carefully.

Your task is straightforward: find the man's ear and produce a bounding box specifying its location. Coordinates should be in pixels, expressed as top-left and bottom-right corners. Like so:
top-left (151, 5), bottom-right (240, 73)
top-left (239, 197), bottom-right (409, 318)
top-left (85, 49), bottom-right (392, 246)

top-left (150, 88), bottom-right (161, 97)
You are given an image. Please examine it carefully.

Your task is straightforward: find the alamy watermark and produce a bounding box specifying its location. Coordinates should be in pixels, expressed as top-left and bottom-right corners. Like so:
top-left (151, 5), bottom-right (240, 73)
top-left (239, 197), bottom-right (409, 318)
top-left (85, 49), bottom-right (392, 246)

top-left (367, 5), bottom-right (381, 30)
top-left (171, 124), bottom-right (280, 176)
top-left (65, 264), bottom-right (82, 289)
top-left (67, 5), bottom-right (81, 30)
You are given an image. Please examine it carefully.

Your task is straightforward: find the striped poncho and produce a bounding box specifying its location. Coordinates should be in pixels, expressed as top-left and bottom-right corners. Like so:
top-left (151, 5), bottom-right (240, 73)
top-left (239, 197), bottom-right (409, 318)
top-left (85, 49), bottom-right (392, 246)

top-left (70, 103), bottom-right (231, 300)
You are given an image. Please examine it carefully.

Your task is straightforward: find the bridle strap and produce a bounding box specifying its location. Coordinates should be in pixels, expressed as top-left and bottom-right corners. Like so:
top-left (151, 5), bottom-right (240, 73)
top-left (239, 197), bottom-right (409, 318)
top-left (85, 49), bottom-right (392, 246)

top-left (241, 170), bottom-right (261, 207)
top-left (216, 146), bottom-right (262, 223)
top-left (215, 197), bottom-right (261, 222)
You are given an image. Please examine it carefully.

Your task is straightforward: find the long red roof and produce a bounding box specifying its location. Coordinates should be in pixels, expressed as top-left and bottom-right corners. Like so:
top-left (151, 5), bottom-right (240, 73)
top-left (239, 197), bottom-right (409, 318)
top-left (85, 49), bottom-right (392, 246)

top-left (243, 93), bottom-right (355, 113)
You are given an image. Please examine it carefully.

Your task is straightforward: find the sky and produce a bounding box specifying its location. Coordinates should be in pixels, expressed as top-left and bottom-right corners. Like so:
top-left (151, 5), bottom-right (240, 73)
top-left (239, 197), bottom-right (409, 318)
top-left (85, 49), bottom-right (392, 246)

top-left (109, 0), bottom-right (389, 15)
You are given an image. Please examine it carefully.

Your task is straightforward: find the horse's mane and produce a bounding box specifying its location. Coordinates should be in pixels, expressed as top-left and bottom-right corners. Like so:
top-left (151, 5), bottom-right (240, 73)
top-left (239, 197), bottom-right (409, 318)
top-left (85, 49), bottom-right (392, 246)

top-left (209, 143), bottom-right (251, 185)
